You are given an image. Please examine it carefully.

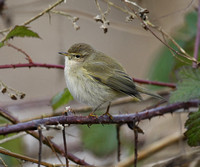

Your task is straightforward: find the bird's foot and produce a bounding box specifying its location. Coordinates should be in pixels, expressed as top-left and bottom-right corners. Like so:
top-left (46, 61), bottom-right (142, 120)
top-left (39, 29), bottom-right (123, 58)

top-left (88, 112), bottom-right (98, 118)
top-left (101, 112), bottom-right (113, 119)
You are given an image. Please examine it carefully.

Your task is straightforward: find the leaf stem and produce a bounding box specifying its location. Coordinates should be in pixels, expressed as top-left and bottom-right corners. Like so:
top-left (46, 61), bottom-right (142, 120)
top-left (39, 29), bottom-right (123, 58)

top-left (193, 0), bottom-right (200, 68)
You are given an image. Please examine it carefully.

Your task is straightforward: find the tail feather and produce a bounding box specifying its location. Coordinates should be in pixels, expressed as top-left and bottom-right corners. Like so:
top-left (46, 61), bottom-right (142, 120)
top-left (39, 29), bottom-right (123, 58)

top-left (136, 85), bottom-right (166, 101)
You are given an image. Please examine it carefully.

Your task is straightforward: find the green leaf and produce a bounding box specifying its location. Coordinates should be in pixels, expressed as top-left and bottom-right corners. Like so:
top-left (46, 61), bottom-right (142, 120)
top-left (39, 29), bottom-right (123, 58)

top-left (51, 88), bottom-right (73, 110)
top-left (5, 26), bottom-right (40, 41)
top-left (0, 42), bottom-right (4, 48)
top-left (169, 67), bottom-right (200, 103)
top-left (184, 109), bottom-right (200, 146)
top-left (80, 125), bottom-right (117, 156)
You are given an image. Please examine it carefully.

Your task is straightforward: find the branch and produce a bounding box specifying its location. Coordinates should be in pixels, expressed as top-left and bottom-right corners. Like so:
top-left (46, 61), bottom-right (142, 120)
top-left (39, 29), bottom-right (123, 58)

top-left (0, 63), bottom-right (64, 70)
top-left (0, 0), bottom-right (64, 34)
top-left (133, 78), bottom-right (176, 88)
top-left (193, 0), bottom-right (200, 68)
top-left (6, 43), bottom-right (33, 63)
top-left (116, 132), bottom-right (184, 167)
top-left (0, 147), bottom-right (56, 167)
top-left (0, 100), bottom-right (199, 135)
top-left (0, 62), bottom-right (175, 88)
top-left (0, 107), bottom-right (91, 166)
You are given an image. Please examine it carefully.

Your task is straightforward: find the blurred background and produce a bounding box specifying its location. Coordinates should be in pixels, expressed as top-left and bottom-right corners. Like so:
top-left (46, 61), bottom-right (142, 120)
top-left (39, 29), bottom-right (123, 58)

top-left (0, 0), bottom-right (199, 166)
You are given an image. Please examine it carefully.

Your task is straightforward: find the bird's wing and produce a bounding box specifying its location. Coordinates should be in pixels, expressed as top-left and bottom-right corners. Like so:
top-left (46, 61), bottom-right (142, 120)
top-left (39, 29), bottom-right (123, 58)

top-left (82, 61), bottom-right (142, 100)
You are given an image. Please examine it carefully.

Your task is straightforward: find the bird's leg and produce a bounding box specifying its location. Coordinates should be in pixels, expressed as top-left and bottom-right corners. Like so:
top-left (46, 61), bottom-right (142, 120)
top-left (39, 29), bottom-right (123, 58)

top-left (88, 104), bottom-right (102, 117)
top-left (102, 102), bottom-right (113, 119)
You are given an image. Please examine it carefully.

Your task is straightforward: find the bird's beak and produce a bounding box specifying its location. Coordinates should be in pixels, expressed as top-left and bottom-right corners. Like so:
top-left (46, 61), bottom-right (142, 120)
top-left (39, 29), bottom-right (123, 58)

top-left (58, 52), bottom-right (72, 57)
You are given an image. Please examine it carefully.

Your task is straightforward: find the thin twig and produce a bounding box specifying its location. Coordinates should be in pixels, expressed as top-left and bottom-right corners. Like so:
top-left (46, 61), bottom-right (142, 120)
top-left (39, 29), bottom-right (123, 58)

top-left (116, 132), bottom-right (184, 167)
top-left (38, 126), bottom-right (42, 167)
top-left (0, 62), bottom-right (175, 88)
top-left (104, 0), bottom-right (197, 64)
top-left (0, 107), bottom-right (91, 166)
top-left (62, 126), bottom-right (69, 167)
top-left (0, 132), bottom-right (26, 144)
top-left (0, 0), bottom-right (64, 42)
top-left (116, 124), bottom-right (121, 162)
top-left (193, 0), bottom-right (200, 68)
top-left (0, 147), bottom-right (56, 167)
top-left (0, 63), bottom-right (64, 70)
top-left (0, 157), bottom-right (7, 167)
top-left (6, 43), bottom-right (33, 63)
top-left (46, 136), bottom-right (64, 165)
top-left (133, 129), bottom-right (138, 167)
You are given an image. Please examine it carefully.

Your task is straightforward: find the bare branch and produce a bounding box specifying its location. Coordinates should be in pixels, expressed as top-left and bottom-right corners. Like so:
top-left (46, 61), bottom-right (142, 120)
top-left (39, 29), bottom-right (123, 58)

top-left (0, 100), bottom-right (199, 135)
top-left (0, 107), bottom-right (92, 166)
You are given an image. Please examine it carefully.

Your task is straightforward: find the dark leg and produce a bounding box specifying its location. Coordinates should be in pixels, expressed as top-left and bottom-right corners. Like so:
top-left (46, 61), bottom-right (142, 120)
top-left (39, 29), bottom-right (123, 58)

top-left (89, 103), bottom-right (102, 117)
top-left (102, 102), bottom-right (113, 119)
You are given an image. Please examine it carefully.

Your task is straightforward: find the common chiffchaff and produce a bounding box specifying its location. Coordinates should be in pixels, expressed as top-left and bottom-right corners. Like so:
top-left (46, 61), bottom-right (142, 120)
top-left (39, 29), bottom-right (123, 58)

top-left (59, 43), bottom-right (164, 116)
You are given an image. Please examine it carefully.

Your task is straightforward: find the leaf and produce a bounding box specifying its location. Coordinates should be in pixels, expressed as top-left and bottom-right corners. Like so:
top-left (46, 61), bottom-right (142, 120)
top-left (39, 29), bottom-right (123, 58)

top-left (0, 42), bottom-right (4, 48)
top-left (169, 67), bottom-right (200, 103)
top-left (51, 88), bottom-right (73, 110)
top-left (184, 109), bottom-right (200, 146)
top-left (5, 25), bottom-right (40, 41)
top-left (80, 125), bottom-right (117, 156)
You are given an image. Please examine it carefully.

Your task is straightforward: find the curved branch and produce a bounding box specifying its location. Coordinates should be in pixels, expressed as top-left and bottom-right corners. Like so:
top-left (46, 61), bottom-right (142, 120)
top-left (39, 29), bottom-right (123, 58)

top-left (0, 100), bottom-right (199, 135)
top-left (0, 63), bottom-right (64, 69)
top-left (0, 107), bottom-right (91, 166)
top-left (0, 63), bottom-right (176, 88)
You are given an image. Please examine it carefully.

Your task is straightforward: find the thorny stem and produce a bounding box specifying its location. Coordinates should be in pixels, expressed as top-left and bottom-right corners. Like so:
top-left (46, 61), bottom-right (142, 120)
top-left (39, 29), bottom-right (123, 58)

top-left (62, 126), bottom-right (69, 167)
top-left (6, 43), bottom-right (33, 63)
top-left (0, 107), bottom-right (91, 166)
top-left (0, 63), bottom-right (64, 69)
top-left (116, 125), bottom-right (121, 162)
top-left (193, 0), bottom-right (200, 68)
top-left (0, 63), bottom-right (175, 88)
top-left (0, 100), bottom-right (199, 135)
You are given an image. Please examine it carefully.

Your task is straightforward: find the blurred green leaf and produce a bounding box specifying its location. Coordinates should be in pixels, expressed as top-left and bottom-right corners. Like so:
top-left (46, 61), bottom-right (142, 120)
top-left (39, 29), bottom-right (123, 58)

top-left (0, 42), bottom-right (4, 48)
top-left (5, 26), bottom-right (40, 41)
top-left (185, 109), bottom-right (200, 146)
top-left (169, 67), bottom-right (200, 103)
top-left (80, 125), bottom-right (117, 156)
top-left (0, 134), bottom-right (23, 166)
top-left (51, 88), bottom-right (73, 110)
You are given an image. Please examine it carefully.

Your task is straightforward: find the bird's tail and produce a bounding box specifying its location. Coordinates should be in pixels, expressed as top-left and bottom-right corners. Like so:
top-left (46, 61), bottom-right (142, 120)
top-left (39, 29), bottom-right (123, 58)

top-left (136, 85), bottom-right (166, 101)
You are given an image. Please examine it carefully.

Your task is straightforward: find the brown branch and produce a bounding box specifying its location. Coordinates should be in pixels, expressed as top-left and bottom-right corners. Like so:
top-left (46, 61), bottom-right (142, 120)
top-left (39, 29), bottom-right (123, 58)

top-left (6, 43), bottom-right (33, 63)
top-left (116, 124), bottom-right (121, 162)
top-left (0, 100), bottom-right (199, 135)
top-left (38, 126), bottom-right (42, 167)
top-left (0, 62), bottom-right (175, 88)
top-left (116, 132), bottom-right (184, 167)
top-left (0, 63), bottom-right (64, 69)
top-left (0, 147), bottom-right (56, 167)
top-left (62, 126), bottom-right (69, 167)
top-left (0, 107), bottom-right (91, 166)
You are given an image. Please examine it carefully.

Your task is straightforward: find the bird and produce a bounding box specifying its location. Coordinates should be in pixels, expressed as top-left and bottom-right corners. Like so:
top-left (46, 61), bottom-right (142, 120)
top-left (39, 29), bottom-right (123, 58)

top-left (59, 43), bottom-right (164, 117)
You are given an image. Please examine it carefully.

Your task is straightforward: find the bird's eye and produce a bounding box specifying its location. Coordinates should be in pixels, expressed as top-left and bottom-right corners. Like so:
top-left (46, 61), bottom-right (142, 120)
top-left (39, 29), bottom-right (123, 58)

top-left (75, 55), bottom-right (81, 58)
